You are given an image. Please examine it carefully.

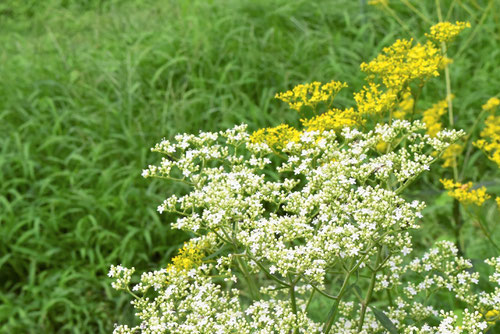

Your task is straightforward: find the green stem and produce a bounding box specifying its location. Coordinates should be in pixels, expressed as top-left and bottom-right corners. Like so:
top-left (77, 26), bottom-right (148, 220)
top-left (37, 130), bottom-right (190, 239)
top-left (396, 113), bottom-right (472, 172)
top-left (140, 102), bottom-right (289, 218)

top-left (387, 288), bottom-right (393, 307)
top-left (458, 108), bottom-right (488, 181)
top-left (323, 234), bottom-right (391, 333)
top-left (381, 3), bottom-right (413, 37)
top-left (289, 277), bottom-right (299, 334)
top-left (311, 284), bottom-right (338, 300)
top-left (237, 257), bottom-right (260, 300)
top-left (456, 0), bottom-right (495, 59)
top-left (305, 289), bottom-right (316, 312)
top-left (323, 270), bottom-right (352, 333)
top-left (410, 84), bottom-right (423, 122)
top-left (400, 0), bottom-right (432, 24)
top-left (468, 208), bottom-right (500, 252)
top-left (245, 251), bottom-right (291, 287)
top-left (452, 199), bottom-right (464, 257)
top-left (357, 247), bottom-right (383, 331)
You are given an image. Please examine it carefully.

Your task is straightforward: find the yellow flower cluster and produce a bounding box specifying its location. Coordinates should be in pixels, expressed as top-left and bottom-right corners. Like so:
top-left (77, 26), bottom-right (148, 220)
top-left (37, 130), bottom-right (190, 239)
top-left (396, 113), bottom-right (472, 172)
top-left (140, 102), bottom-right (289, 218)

top-left (360, 39), bottom-right (443, 89)
top-left (422, 98), bottom-right (450, 137)
top-left (440, 179), bottom-right (491, 206)
top-left (167, 242), bottom-right (204, 272)
top-left (474, 114), bottom-right (500, 167)
top-left (426, 21), bottom-right (471, 43)
top-left (482, 97), bottom-right (500, 111)
top-left (375, 141), bottom-right (388, 153)
top-left (440, 143), bottom-right (463, 168)
top-left (275, 80), bottom-right (348, 112)
top-left (485, 309), bottom-right (499, 326)
top-left (250, 124), bottom-right (301, 149)
top-left (394, 89), bottom-right (414, 119)
top-left (354, 83), bottom-right (397, 115)
top-left (301, 108), bottom-right (361, 132)
top-left (497, 197), bottom-right (500, 209)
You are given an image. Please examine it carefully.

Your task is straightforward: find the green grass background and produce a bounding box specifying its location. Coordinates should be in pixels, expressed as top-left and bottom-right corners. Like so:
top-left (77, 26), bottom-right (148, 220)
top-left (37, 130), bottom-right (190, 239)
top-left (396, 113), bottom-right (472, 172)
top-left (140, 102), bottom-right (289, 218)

top-left (0, 0), bottom-right (499, 332)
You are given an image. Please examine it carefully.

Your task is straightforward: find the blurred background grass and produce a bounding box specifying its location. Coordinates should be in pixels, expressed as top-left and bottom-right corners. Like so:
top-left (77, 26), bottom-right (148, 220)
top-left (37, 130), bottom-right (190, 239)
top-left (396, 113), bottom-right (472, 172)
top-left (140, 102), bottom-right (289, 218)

top-left (0, 0), bottom-right (498, 332)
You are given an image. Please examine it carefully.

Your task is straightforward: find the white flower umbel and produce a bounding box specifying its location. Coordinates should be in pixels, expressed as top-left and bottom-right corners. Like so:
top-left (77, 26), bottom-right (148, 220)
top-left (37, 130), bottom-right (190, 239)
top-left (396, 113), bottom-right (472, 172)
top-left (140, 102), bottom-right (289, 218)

top-left (109, 121), bottom-right (500, 333)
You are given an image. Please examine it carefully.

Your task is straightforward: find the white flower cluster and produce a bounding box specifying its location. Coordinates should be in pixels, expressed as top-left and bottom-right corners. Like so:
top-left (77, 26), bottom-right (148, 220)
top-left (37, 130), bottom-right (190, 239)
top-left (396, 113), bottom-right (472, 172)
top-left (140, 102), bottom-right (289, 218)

top-left (333, 241), bottom-right (498, 333)
top-left (108, 121), bottom-right (500, 333)
top-left (108, 265), bottom-right (135, 290)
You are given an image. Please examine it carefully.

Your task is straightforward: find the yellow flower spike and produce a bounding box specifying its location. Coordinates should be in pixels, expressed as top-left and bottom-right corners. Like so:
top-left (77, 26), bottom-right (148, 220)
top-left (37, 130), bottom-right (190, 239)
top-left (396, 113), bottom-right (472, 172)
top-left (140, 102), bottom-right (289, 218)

top-left (301, 108), bottom-right (361, 133)
top-left (426, 21), bottom-right (471, 43)
top-left (422, 97), bottom-right (452, 137)
top-left (482, 97), bottom-right (500, 112)
top-left (354, 83), bottom-right (397, 115)
top-left (275, 80), bottom-right (348, 112)
top-left (360, 38), bottom-right (443, 90)
top-left (440, 179), bottom-right (491, 206)
top-left (496, 197), bottom-right (500, 210)
top-left (441, 143), bottom-right (463, 168)
top-left (250, 124), bottom-right (301, 149)
top-left (474, 112), bottom-right (500, 167)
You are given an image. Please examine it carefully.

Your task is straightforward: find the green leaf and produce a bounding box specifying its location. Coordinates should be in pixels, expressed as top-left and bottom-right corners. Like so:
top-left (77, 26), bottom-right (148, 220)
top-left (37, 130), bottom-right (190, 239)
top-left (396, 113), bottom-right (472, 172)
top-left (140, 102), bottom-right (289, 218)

top-left (370, 306), bottom-right (398, 334)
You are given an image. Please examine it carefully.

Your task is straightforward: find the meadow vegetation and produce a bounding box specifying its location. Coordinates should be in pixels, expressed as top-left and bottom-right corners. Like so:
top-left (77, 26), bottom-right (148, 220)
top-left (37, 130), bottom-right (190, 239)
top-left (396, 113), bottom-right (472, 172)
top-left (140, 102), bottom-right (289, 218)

top-left (1, 0), bottom-right (499, 332)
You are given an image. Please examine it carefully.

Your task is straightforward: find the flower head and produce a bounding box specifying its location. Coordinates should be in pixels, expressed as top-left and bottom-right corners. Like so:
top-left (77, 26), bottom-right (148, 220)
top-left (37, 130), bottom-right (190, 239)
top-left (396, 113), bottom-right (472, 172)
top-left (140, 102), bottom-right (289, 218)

top-left (440, 179), bottom-right (490, 206)
top-left (426, 21), bottom-right (471, 43)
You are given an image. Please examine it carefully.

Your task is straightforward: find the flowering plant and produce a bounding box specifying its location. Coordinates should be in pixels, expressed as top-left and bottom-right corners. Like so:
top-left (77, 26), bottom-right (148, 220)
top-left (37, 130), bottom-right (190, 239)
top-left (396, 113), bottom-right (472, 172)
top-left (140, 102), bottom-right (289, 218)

top-left (109, 21), bottom-right (500, 333)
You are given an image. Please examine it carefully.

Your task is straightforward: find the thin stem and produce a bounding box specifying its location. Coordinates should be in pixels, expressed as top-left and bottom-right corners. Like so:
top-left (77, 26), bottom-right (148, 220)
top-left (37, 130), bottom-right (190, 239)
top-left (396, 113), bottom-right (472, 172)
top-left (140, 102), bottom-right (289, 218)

top-left (465, 207), bottom-right (500, 252)
top-left (357, 247), bottom-right (383, 331)
top-left (305, 289), bottom-right (316, 312)
top-left (289, 276), bottom-right (299, 334)
top-left (245, 251), bottom-right (291, 287)
top-left (311, 284), bottom-right (338, 300)
top-left (452, 199), bottom-right (464, 257)
top-left (381, 3), bottom-right (413, 37)
top-left (410, 84), bottom-right (423, 122)
top-left (126, 287), bottom-right (140, 300)
top-left (436, 0), bottom-right (456, 143)
top-left (236, 257), bottom-right (260, 300)
top-left (456, 0), bottom-right (495, 59)
top-left (458, 108), bottom-right (488, 181)
top-left (323, 270), bottom-right (352, 333)
top-left (445, 0), bottom-right (458, 21)
top-left (387, 288), bottom-right (394, 307)
top-left (476, 219), bottom-right (500, 252)
top-left (400, 0), bottom-right (432, 24)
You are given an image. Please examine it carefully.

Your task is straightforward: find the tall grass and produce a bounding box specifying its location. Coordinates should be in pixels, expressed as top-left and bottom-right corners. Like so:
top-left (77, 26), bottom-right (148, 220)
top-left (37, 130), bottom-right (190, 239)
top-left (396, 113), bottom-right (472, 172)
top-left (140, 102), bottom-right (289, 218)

top-left (0, 0), bottom-right (498, 332)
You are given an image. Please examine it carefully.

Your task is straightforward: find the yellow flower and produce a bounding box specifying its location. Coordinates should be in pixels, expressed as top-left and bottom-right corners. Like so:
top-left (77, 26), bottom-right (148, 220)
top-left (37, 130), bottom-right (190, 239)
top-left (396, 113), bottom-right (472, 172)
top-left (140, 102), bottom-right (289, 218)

top-left (474, 114), bottom-right (500, 167)
top-left (250, 124), bottom-right (301, 149)
top-left (485, 309), bottom-right (499, 325)
top-left (496, 197), bottom-right (500, 210)
top-left (301, 108), bottom-right (362, 133)
top-left (360, 39), bottom-right (443, 90)
top-left (441, 143), bottom-right (463, 168)
top-left (375, 141), bottom-right (388, 153)
top-left (354, 83), bottom-right (397, 115)
top-left (394, 89), bottom-right (414, 119)
top-left (482, 97), bottom-right (500, 112)
top-left (275, 80), bottom-right (348, 112)
top-left (426, 21), bottom-right (471, 43)
top-left (167, 242), bottom-right (204, 272)
top-left (440, 179), bottom-right (491, 206)
top-left (422, 97), bottom-right (452, 137)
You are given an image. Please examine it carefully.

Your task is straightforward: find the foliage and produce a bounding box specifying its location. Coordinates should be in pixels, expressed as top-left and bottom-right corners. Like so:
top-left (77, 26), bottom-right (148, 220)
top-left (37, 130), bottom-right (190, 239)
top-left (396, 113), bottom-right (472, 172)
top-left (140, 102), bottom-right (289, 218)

top-left (1, 0), bottom-right (499, 332)
top-left (110, 18), bottom-right (500, 333)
